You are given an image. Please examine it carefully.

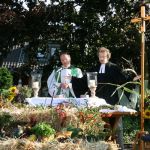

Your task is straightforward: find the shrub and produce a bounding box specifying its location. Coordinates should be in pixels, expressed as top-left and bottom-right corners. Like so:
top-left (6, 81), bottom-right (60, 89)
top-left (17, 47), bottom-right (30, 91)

top-left (31, 122), bottom-right (56, 137)
top-left (18, 85), bottom-right (32, 98)
top-left (0, 112), bottom-right (13, 129)
top-left (0, 67), bottom-right (13, 90)
top-left (123, 116), bottom-right (140, 143)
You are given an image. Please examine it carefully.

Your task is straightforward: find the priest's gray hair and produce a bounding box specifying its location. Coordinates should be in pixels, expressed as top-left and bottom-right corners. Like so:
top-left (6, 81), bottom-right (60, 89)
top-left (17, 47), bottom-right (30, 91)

top-left (97, 47), bottom-right (111, 59)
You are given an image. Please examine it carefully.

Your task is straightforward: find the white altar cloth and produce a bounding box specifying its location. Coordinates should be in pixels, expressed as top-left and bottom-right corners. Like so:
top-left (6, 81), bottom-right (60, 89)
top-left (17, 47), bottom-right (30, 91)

top-left (25, 97), bottom-right (88, 107)
top-left (25, 97), bottom-right (110, 107)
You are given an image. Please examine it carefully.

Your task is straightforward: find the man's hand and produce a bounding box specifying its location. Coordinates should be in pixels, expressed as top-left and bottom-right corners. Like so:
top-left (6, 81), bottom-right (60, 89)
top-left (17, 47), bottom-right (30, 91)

top-left (133, 75), bottom-right (141, 81)
top-left (60, 83), bottom-right (69, 89)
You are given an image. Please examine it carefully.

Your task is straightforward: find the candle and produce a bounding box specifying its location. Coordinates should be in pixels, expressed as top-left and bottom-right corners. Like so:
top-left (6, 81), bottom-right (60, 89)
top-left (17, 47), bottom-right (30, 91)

top-left (32, 81), bottom-right (39, 88)
top-left (88, 80), bottom-right (96, 87)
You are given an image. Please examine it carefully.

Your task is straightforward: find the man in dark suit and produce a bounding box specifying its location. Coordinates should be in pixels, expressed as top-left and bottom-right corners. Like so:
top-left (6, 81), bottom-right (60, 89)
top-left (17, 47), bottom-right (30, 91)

top-left (72, 47), bottom-right (130, 104)
top-left (90, 47), bottom-right (126, 149)
top-left (90, 47), bottom-right (129, 105)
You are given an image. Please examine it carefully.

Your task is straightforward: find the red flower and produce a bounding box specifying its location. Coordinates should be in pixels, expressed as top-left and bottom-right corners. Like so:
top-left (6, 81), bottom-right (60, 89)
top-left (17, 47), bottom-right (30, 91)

top-left (55, 104), bottom-right (67, 127)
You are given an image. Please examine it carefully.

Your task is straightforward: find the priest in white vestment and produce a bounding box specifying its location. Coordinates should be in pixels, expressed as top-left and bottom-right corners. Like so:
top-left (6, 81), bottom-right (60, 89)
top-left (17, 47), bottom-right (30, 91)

top-left (47, 52), bottom-right (83, 98)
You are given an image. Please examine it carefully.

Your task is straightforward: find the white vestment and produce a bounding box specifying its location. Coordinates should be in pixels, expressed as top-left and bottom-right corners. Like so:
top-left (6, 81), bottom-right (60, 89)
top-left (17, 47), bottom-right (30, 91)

top-left (47, 66), bottom-right (83, 98)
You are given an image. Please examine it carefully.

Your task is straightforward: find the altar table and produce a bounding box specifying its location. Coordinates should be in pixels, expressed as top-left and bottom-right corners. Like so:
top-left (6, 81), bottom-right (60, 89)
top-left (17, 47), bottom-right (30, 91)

top-left (100, 110), bottom-right (138, 142)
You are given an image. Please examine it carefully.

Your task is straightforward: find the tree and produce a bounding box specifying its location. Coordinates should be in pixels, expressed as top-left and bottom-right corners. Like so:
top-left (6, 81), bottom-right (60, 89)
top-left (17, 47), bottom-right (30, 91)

top-left (0, 67), bottom-right (13, 90)
top-left (0, 0), bottom-right (144, 74)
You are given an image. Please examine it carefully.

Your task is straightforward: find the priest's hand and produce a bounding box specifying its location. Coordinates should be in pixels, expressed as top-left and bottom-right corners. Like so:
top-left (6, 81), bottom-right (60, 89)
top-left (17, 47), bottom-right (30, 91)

top-left (60, 83), bottom-right (69, 89)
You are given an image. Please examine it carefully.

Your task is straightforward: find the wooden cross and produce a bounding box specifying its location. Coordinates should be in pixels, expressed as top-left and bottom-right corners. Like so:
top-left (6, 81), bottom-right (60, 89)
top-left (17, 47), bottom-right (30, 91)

top-left (131, 4), bottom-right (150, 32)
top-left (131, 2), bottom-right (150, 149)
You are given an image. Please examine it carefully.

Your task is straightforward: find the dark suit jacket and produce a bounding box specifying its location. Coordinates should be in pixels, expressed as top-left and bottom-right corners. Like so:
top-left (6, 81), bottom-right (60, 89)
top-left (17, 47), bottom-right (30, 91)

top-left (90, 62), bottom-right (128, 105)
top-left (72, 74), bottom-right (89, 98)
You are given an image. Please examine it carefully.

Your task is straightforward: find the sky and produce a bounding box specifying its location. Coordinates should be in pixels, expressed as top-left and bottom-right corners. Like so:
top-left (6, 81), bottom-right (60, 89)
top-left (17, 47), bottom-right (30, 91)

top-left (19, 0), bottom-right (81, 11)
top-left (19, 0), bottom-right (51, 10)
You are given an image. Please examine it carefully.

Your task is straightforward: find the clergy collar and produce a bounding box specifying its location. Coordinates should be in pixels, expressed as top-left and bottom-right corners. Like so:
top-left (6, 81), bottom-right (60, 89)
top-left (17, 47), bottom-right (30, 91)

top-left (99, 64), bottom-right (106, 73)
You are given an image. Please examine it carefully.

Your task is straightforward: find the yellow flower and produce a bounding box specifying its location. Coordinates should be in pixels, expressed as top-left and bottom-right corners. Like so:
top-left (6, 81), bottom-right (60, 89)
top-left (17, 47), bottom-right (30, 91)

top-left (9, 86), bottom-right (18, 96)
top-left (144, 109), bottom-right (150, 119)
top-left (5, 86), bottom-right (18, 102)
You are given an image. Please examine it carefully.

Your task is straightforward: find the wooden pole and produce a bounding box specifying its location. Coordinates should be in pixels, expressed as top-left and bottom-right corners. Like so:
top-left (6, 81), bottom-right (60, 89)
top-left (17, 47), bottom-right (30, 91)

top-left (140, 4), bottom-right (145, 150)
top-left (131, 1), bottom-right (150, 149)
top-left (141, 5), bottom-right (145, 133)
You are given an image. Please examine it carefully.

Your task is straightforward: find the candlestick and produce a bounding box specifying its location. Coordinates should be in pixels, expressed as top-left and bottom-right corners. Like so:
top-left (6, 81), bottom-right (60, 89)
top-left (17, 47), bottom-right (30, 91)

top-left (32, 81), bottom-right (39, 89)
top-left (88, 80), bottom-right (96, 88)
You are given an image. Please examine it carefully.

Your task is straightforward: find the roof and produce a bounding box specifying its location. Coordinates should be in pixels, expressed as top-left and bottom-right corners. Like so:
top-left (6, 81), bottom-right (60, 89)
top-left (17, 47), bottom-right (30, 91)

top-left (1, 42), bottom-right (60, 69)
top-left (1, 47), bottom-right (28, 68)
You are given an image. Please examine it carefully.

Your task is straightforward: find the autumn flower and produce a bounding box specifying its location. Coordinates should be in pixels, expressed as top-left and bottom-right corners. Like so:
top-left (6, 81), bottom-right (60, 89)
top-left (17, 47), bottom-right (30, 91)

top-left (55, 104), bottom-right (67, 127)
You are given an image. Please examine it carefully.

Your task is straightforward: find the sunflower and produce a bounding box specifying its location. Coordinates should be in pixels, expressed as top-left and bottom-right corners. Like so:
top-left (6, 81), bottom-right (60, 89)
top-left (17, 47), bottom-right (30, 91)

top-left (7, 86), bottom-right (18, 102)
top-left (144, 109), bottom-right (150, 119)
top-left (9, 86), bottom-right (18, 95)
